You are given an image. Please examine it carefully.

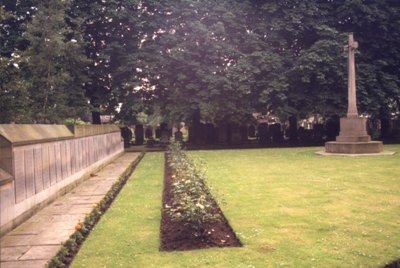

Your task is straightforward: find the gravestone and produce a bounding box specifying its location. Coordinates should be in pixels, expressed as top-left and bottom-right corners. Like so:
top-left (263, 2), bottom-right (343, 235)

top-left (155, 127), bottom-right (161, 139)
top-left (160, 129), bottom-right (170, 145)
top-left (298, 127), bottom-right (313, 142)
top-left (229, 124), bottom-right (242, 144)
top-left (270, 123), bottom-right (283, 144)
top-left (174, 130), bottom-right (183, 143)
top-left (135, 125), bottom-right (144, 145)
top-left (160, 123), bottom-right (170, 146)
top-left (198, 123), bottom-right (207, 144)
top-left (257, 123), bottom-right (269, 144)
top-left (217, 124), bottom-right (228, 143)
top-left (287, 116), bottom-right (298, 142)
top-left (240, 126), bottom-right (248, 143)
top-left (145, 126), bottom-right (154, 140)
top-left (325, 118), bottom-right (340, 141)
top-left (120, 127), bottom-right (132, 148)
top-left (313, 124), bottom-right (324, 142)
top-left (248, 125), bottom-right (256, 138)
top-left (325, 33), bottom-right (383, 154)
top-left (205, 123), bottom-right (216, 144)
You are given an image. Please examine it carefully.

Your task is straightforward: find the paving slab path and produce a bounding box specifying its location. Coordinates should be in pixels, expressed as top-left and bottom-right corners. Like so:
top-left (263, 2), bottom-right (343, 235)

top-left (0, 152), bottom-right (142, 268)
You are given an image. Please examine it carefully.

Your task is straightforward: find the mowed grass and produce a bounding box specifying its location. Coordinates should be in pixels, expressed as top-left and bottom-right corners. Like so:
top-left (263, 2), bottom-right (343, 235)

top-left (71, 145), bottom-right (400, 268)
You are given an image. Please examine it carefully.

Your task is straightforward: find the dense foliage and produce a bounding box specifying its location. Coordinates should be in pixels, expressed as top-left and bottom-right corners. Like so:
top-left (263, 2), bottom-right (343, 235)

top-left (1, 0), bottom-right (399, 129)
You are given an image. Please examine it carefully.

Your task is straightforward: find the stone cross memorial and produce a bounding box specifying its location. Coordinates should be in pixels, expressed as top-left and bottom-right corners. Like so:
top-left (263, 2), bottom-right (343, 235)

top-left (346, 33), bottom-right (359, 118)
top-left (325, 33), bottom-right (383, 154)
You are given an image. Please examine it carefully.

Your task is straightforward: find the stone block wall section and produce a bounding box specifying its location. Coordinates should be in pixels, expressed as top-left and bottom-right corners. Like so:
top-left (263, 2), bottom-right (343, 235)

top-left (0, 124), bottom-right (124, 236)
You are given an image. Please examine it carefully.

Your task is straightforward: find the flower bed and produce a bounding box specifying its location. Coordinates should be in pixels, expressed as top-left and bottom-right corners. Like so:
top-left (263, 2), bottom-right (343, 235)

top-left (160, 143), bottom-right (241, 251)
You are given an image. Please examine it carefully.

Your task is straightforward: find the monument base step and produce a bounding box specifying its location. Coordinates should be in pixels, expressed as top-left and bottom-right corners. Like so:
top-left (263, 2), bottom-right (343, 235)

top-left (325, 141), bottom-right (383, 154)
top-left (336, 135), bottom-right (371, 142)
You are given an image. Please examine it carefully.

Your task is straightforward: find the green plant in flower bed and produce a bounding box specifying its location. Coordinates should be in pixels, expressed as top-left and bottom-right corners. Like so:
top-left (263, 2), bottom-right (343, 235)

top-left (166, 142), bottom-right (221, 236)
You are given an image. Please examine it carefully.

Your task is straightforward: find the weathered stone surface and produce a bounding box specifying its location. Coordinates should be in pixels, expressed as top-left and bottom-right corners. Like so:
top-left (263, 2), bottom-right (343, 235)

top-left (0, 168), bottom-right (13, 186)
top-left (14, 151), bottom-right (26, 203)
top-left (55, 143), bottom-right (62, 182)
top-left (0, 124), bottom-right (73, 146)
top-left (30, 229), bottom-right (72, 245)
top-left (1, 235), bottom-right (35, 246)
top-left (11, 221), bottom-right (45, 235)
top-left (67, 204), bottom-right (94, 215)
top-left (68, 124), bottom-right (120, 138)
top-left (89, 138), bottom-right (94, 165)
top-left (33, 148), bottom-right (43, 193)
top-left (70, 140), bottom-right (76, 174)
top-left (82, 139), bottom-right (88, 168)
top-left (0, 136), bottom-right (13, 176)
top-left (48, 145), bottom-right (57, 186)
top-left (0, 246), bottom-right (30, 261)
top-left (336, 117), bottom-right (370, 142)
top-left (325, 141), bottom-right (383, 154)
top-left (66, 141), bottom-right (72, 177)
top-left (50, 214), bottom-right (81, 223)
top-left (324, 33), bottom-right (384, 155)
top-left (0, 260), bottom-right (48, 268)
top-left (41, 146), bottom-right (50, 189)
top-left (73, 140), bottom-right (79, 172)
top-left (1, 125), bottom-right (124, 242)
top-left (0, 183), bottom-right (15, 211)
top-left (19, 245), bottom-right (60, 261)
top-left (345, 33), bottom-right (359, 118)
top-left (1, 152), bottom-right (139, 268)
top-left (24, 150), bottom-right (35, 198)
top-left (60, 142), bottom-right (67, 180)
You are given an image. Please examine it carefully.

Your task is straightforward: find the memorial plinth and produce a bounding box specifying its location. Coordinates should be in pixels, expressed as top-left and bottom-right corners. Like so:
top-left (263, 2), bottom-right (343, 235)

top-left (324, 33), bottom-right (383, 154)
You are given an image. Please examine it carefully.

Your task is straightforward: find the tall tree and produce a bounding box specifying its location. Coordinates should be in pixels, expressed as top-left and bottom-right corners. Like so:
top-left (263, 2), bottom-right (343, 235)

top-left (69, 0), bottom-right (143, 124)
top-left (329, 0), bottom-right (400, 119)
top-left (0, 2), bottom-right (33, 123)
top-left (249, 1), bottom-right (347, 122)
top-left (0, 0), bottom-right (34, 56)
top-left (23, 0), bottom-right (89, 123)
top-left (138, 0), bottom-right (259, 126)
top-left (0, 51), bottom-right (32, 123)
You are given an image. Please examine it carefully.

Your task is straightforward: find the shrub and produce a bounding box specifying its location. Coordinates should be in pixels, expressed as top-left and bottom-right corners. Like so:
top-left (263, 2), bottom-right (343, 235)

top-left (165, 142), bottom-right (221, 236)
top-left (64, 238), bottom-right (78, 253)
top-left (56, 247), bottom-right (69, 264)
top-left (48, 256), bottom-right (64, 268)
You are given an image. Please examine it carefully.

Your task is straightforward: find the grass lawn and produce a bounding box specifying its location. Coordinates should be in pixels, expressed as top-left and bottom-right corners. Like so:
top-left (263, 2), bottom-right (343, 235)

top-left (71, 145), bottom-right (400, 268)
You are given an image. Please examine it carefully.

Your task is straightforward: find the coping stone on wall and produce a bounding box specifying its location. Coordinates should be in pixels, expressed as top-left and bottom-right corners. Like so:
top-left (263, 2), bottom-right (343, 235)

top-left (0, 124), bottom-right (74, 146)
top-left (68, 124), bottom-right (120, 138)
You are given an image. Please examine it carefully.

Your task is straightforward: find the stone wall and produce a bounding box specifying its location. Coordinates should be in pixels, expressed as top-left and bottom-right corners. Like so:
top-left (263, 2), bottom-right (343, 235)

top-left (0, 124), bottom-right (124, 236)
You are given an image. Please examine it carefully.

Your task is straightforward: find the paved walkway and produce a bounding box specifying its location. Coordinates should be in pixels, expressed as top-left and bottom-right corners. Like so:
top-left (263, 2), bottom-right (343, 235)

top-left (0, 152), bottom-right (142, 268)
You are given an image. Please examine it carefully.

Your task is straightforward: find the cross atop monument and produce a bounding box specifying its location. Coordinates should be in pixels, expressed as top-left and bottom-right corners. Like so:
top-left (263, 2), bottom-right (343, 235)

top-left (344, 32), bottom-right (359, 118)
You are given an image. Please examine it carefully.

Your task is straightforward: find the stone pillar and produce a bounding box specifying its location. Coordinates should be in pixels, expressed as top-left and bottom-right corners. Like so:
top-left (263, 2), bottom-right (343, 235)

top-left (347, 33), bottom-right (358, 118)
top-left (324, 33), bottom-right (383, 154)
